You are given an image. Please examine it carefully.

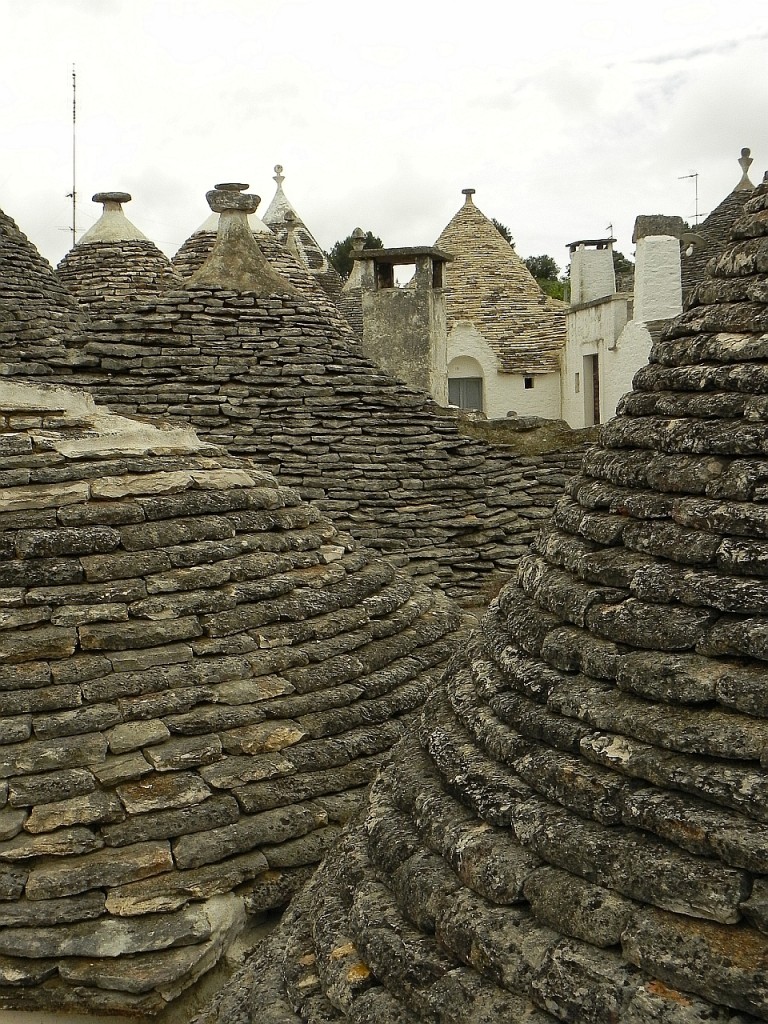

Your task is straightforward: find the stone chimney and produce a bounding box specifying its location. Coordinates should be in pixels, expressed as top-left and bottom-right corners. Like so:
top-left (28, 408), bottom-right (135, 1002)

top-left (567, 237), bottom-right (616, 305)
top-left (631, 214), bottom-right (686, 322)
top-left (355, 246), bottom-right (452, 404)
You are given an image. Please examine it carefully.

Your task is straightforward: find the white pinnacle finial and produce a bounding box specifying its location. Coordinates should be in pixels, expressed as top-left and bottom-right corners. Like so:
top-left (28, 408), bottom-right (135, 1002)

top-left (736, 148), bottom-right (755, 191)
top-left (273, 165), bottom-right (285, 188)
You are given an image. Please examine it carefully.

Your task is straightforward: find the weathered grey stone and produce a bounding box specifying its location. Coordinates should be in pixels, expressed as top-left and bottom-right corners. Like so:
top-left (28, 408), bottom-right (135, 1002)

top-left (0, 891), bottom-right (105, 927)
top-left (200, 753), bottom-right (296, 789)
top-left (108, 719), bottom-right (171, 754)
top-left (0, 733), bottom-right (107, 778)
top-left (143, 734), bottom-right (223, 771)
top-left (24, 791), bottom-right (123, 834)
top-left (173, 803), bottom-right (328, 869)
top-left (622, 907), bottom-right (768, 1019)
top-left (0, 901), bottom-right (212, 958)
top-left (106, 850), bottom-right (269, 915)
top-left (103, 794), bottom-right (240, 847)
top-left (220, 721), bottom-right (307, 754)
top-left (0, 806), bottom-right (26, 841)
top-left (0, 826), bottom-right (102, 861)
top-left (25, 841), bottom-right (173, 899)
top-left (90, 751), bottom-right (153, 787)
top-left (7, 768), bottom-right (95, 807)
top-left (59, 895), bottom-right (245, 995)
top-left (523, 866), bottom-right (634, 947)
top-left (117, 772), bottom-right (212, 814)
top-left (0, 955), bottom-right (58, 986)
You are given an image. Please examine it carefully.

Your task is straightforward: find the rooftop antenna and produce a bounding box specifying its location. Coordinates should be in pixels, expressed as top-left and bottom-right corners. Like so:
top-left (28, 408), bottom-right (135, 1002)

top-left (65, 64), bottom-right (77, 245)
top-left (679, 171), bottom-right (700, 224)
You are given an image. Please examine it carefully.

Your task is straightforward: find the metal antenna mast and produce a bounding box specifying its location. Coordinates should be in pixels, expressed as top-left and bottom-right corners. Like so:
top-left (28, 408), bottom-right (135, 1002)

top-left (68, 65), bottom-right (77, 245)
top-left (679, 171), bottom-right (700, 224)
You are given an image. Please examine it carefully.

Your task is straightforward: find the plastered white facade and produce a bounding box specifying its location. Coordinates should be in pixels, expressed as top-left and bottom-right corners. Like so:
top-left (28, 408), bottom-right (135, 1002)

top-left (569, 244), bottom-right (616, 304)
top-left (562, 226), bottom-right (684, 428)
top-left (447, 323), bottom-right (561, 419)
top-left (633, 234), bottom-right (683, 322)
top-left (561, 294), bottom-right (632, 427)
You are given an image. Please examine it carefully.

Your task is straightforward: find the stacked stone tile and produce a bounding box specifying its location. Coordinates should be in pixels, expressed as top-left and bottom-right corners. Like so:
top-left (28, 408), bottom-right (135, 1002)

top-left (337, 227), bottom-right (367, 336)
top-left (681, 148), bottom-right (756, 305)
top-left (56, 191), bottom-right (181, 315)
top-left (47, 185), bottom-right (584, 605)
top-left (199, 173), bottom-right (768, 1024)
top-left (0, 205), bottom-right (85, 378)
top-left (436, 190), bottom-right (566, 374)
top-left (172, 193), bottom-right (358, 342)
top-left (0, 378), bottom-right (459, 1017)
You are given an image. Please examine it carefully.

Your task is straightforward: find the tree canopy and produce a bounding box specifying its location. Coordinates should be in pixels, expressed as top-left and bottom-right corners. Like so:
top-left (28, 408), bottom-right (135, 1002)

top-left (523, 254), bottom-right (560, 281)
top-left (523, 254), bottom-right (567, 300)
top-left (612, 249), bottom-right (634, 287)
top-left (491, 218), bottom-right (514, 245)
top-left (328, 230), bottom-right (383, 281)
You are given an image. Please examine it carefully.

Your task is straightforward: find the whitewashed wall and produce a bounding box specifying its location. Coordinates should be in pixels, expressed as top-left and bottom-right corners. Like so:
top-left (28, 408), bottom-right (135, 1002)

top-left (447, 323), bottom-right (561, 419)
top-left (561, 295), bottom-right (631, 427)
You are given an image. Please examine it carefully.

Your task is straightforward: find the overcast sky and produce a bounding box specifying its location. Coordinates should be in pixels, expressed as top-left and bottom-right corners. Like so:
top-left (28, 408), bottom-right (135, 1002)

top-left (2, 0), bottom-right (766, 274)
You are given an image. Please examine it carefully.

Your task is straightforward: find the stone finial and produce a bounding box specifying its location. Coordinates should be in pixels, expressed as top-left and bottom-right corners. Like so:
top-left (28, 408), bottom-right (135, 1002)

top-left (736, 148), bottom-right (755, 191)
top-left (93, 191), bottom-right (132, 207)
top-left (351, 228), bottom-right (366, 253)
top-left (273, 164), bottom-right (285, 187)
top-left (76, 191), bottom-right (148, 244)
top-left (206, 187), bottom-right (260, 215)
top-left (462, 188), bottom-right (476, 205)
top-left (188, 184), bottom-right (294, 295)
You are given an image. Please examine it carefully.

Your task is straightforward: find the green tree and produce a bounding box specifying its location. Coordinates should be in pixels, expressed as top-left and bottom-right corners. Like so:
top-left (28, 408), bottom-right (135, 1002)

top-left (523, 255), bottom-right (560, 281)
top-left (523, 254), bottom-right (567, 300)
top-left (328, 230), bottom-right (383, 281)
top-left (612, 249), bottom-right (634, 288)
top-left (492, 218), bottom-right (514, 245)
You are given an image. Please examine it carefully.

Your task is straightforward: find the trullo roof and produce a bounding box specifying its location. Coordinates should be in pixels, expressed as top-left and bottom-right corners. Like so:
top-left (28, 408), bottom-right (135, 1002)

top-left (56, 191), bottom-right (181, 314)
top-left (0, 377), bottom-right (458, 1016)
top-left (436, 189), bottom-right (566, 375)
top-left (199, 172), bottom-right (768, 1024)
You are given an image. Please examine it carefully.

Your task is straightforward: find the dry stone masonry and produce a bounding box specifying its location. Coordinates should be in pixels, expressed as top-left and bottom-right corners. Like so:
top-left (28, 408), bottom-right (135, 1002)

top-left (436, 189), bottom-right (566, 375)
top-left (56, 191), bottom-right (182, 315)
top-left (0, 206), bottom-right (85, 378)
top-left (681, 149), bottom-right (756, 306)
top-left (38, 185), bottom-right (584, 605)
top-left (197, 173), bottom-right (768, 1024)
top-left (0, 379), bottom-right (458, 1016)
top-left (262, 165), bottom-right (346, 304)
top-left (172, 184), bottom-right (358, 341)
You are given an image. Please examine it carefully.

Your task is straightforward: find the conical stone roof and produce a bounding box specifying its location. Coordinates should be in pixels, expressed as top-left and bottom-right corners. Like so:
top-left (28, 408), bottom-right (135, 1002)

top-left (436, 189), bottom-right (566, 375)
top-left (56, 192), bottom-right (182, 315)
top-left (0, 204), bottom-right (85, 377)
top-left (173, 214), bottom-right (357, 343)
top-left (0, 378), bottom-right (458, 1017)
top-left (43, 185), bottom-right (584, 605)
top-left (262, 165), bottom-right (346, 303)
top-left (200, 174), bottom-right (768, 1023)
top-left (681, 148), bottom-right (756, 304)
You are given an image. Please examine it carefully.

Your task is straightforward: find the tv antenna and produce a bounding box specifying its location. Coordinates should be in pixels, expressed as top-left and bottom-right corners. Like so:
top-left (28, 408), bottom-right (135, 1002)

top-left (678, 171), bottom-right (700, 224)
top-left (65, 64), bottom-right (77, 245)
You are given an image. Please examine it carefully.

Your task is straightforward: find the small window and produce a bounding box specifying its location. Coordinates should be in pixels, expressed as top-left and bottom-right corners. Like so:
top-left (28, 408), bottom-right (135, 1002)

top-left (448, 377), bottom-right (483, 412)
top-left (574, 372), bottom-right (580, 394)
top-left (524, 376), bottom-right (534, 389)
